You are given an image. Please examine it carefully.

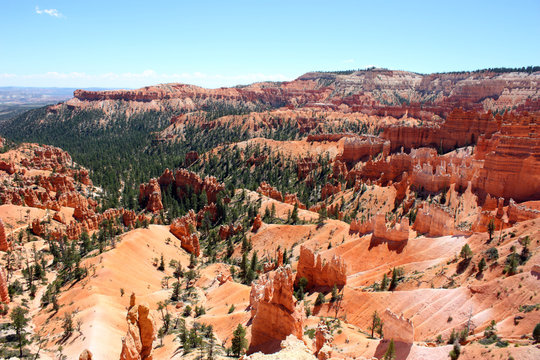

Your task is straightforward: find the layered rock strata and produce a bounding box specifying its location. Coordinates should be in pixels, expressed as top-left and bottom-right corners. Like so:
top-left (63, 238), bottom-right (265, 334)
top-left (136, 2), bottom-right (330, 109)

top-left (295, 246), bottom-right (347, 290)
top-left (249, 266), bottom-right (305, 354)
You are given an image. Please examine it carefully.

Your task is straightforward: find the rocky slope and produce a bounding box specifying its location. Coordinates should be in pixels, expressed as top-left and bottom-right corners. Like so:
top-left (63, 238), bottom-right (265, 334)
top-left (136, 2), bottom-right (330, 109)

top-left (65, 69), bottom-right (540, 116)
top-left (0, 67), bottom-right (539, 360)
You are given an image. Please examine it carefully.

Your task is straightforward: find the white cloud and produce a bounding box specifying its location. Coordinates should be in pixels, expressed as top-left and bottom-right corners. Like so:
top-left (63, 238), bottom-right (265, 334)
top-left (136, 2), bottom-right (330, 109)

top-left (0, 70), bottom-right (292, 89)
top-left (35, 6), bottom-right (64, 18)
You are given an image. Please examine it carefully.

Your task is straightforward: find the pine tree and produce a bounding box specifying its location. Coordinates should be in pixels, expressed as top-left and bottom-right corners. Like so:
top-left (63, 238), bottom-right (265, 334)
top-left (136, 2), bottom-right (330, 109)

top-left (330, 284), bottom-right (339, 302)
top-left (449, 342), bottom-right (461, 360)
top-left (231, 324), bottom-right (247, 356)
top-left (389, 268), bottom-right (398, 291)
top-left (460, 244), bottom-right (473, 261)
top-left (381, 273), bottom-right (389, 291)
top-left (291, 203), bottom-right (299, 224)
top-left (171, 281), bottom-right (181, 301)
top-left (478, 258), bottom-right (486, 273)
top-left (369, 310), bottom-right (382, 338)
top-left (533, 323), bottom-right (540, 343)
top-left (158, 254), bottom-right (165, 271)
top-left (383, 339), bottom-right (396, 360)
top-left (487, 218), bottom-right (495, 242)
top-left (10, 306), bottom-right (29, 358)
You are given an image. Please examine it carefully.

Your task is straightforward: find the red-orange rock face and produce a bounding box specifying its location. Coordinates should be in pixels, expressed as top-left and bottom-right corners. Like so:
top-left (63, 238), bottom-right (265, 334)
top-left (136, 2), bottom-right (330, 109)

top-left (507, 200), bottom-right (540, 224)
top-left (146, 192), bottom-right (163, 214)
top-left (170, 211), bottom-right (200, 256)
top-left (119, 299), bottom-right (156, 360)
top-left (283, 194), bottom-right (306, 209)
top-left (373, 214), bottom-right (410, 242)
top-left (295, 246), bottom-right (347, 290)
top-left (320, 182), bottom-right (341, 201)
top-left (70, 70), bottom-right (540, 117)
top-left (0, 160), bottom-right (16, 174)
top-left (306, 133), bottom-right (352, 142)
top-left (349, 216), bottom-right (374, 235)
top-left (331, 160), bottom-right (348, 180)
top-left (185, 151), bottom-right (199, 166)
top-left (473, 113), bottom-right (540, 201)
top-left (297, 157), bottom-right (319, 179)
top-left (348, 152), bottom-right (413, 186)
top-left (53, 211), bottom-right (67, 224)
top-left (246, 154), bottom-right (267, 166)
top-left (413, 203), bottom-right (456, 237)
top-left (218, 224), bottom-right (242, 240)
top-left (382, 308), bottom-right (415, 343)
top-left (31, 219), bottom-right (44, 236)
top-left (78, 169), bottom-right (92, 186)
top-left (0, 218), bottom-right (10, 252)
top-left (248, 266), bottom-right (305, 354)
top-left (139, 178), bottom-right (163, 213)
top-left (257, 182), bottom-right (283, 202)
top-left (381, 109), bottom-right (499, 153)
top-left (79, 350), bottom-right (93, 360)
top-left (314, 321), bottom-right (333, 360)
top-left (144, 169), bottom-right (225, 213)
top-left (157, 168), bottom-right (175, 187)
top-left (351, 213), bottom-right (410, 242)
top-left (0, 266), bottom-right (9, 305)
top-left (174, 169), bottom-right (224, 203)
top-left (252, 214), bottom-right (262, 232)
top-left (340, 135), bottom-right (390, 163)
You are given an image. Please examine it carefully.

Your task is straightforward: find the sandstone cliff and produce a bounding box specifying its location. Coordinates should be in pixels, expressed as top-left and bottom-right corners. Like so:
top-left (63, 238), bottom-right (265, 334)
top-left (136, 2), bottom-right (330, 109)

top-left (169, 211), bottom-right (201, 256)
top-left (413, 203), bottom-right (456, 237)
top-left (0, 265), bottom-right (9, 305)
top-left (119, 298), bottom-right (156, 360)
top-left (0, 218), bottom-right (10, 252)
top-left (249, 266), bottom-right (305, 354)
top-left (314, 321), bottom-right (333, 360)
top-left (295, 246), bottom-right (347, 290)
top-left (381, 308), bottom-right (414, 344)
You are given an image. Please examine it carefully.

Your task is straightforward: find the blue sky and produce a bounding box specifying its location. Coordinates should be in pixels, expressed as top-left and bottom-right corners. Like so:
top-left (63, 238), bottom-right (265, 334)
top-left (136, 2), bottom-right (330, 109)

top-left (1, 0), bottom-right (539, 89)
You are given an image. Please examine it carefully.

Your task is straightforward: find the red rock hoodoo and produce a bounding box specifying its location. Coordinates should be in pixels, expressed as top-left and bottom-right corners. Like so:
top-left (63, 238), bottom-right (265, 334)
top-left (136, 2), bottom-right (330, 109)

top-left (248, 266), bottom-right (305, 354)
top-left (340, 135), bottom-right (390, 163)
top-left (139, 178), bottom-right (163, 213)
top-left (257, 182), bottom-right (283, 202)
top-left (0, 265), bottom-right (9, 305)
top-left (252, 214), bottom-right (262, 232)
top-left (314, 321), bottom-right (333, 360)
top-left (381, 308), bottom-right (415, 344)
top-left (295, 246), bottom-right (347, 290)
top-left (79, 350), bottom-right (93, 360)
top-left (170, 211), bottom-right (201, 256)
top-left (119, 297), bottom-right (156, 360)
top-left (0, 218), bottom-right (10, 252)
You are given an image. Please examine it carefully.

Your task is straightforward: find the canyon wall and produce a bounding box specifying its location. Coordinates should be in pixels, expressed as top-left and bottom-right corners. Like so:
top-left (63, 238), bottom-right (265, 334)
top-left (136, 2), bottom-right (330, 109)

top-left (249, 266), bottom-right (305, 354)
top-left (381, 308), bottom-right (415, 344)
top-left (295, 246), bottom-right (347, 290)
top-left (119, 296), bottom-right (156, 360)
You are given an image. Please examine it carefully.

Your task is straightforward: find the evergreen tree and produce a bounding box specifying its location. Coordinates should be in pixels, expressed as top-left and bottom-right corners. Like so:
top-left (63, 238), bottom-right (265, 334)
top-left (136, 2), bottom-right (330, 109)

top-left (388, 268), bottom-right (398, 291)
top-left (381, 273), bottom-right (389, 291)
top-left (291, 203), bottom-right (299, 224)
top-left (369, 310), bottom-right (382, 338)
top-left (383, 339), bottom-right (396, 360)
top-left (231, 324), bottom-right (247, 357)
top-left (487, 218), bottom-right (495, 242)
top-left (10, 306), bottom-right (29, 358)
top-left (449, 342), bottom-right (461, 360)
top-left (533, 323), bottom-right (540, 343)
top-left (478, 258), bottom-right (486, 273)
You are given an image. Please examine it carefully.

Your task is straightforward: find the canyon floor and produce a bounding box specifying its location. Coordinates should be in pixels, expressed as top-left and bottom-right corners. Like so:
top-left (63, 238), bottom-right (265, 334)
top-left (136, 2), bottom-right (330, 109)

top-left (0, 68), bottom-right (539, 359)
